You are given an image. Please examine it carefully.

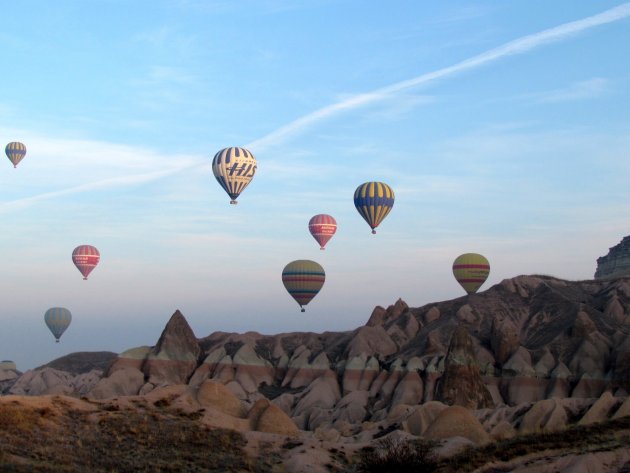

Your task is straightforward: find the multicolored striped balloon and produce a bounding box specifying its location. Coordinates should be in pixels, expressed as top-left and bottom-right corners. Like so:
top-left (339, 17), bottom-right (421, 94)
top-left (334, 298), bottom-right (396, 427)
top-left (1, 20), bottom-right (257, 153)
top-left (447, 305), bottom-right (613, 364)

top-left (308, 214), bottom-right (337, 250)
top-left (44, 307), bottom-right (72, 342)
top-left (353, 181), bottom-right (395, 234)
top-left (72, 245), bottom-right (100, 280)
top-left (212, 147), bottom-right (257, 204)
top-left (5, 142), bottom-right (27, 168)
top-left (282, 260), bottom-right (325, 312)
top-left (452, 253), bottom-right (490, 294)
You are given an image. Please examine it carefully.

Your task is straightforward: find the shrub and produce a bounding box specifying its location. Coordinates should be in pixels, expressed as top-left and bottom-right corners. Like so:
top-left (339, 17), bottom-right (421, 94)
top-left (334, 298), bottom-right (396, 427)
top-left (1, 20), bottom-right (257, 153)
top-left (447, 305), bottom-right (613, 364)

top-left (356, 437), bottom-right (438, 473)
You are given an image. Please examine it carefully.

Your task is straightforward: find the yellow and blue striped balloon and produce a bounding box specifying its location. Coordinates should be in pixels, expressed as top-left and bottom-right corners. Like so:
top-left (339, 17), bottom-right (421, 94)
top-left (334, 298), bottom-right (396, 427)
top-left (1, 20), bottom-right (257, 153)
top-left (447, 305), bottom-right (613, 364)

top-left (44, 307), bottom-right (72, 342)
top-left (5, 142), bottom-right (27, 168)
top-left (353, 181), bottom-right (395, 234)
top-left (212, 147), bottom-right (257, 204)
top-left (282, 260), bottom-right (325, 312)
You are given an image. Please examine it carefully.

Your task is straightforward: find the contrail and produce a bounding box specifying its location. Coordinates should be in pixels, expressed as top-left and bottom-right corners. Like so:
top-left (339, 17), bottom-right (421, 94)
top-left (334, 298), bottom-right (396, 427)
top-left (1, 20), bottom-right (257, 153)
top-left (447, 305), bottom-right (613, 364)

top-left (248, 3), bottom-right (630, 151)
top-left (0, 163), bottom-right (198, 213)
top-left (3, 3), bottom-right (629, 210)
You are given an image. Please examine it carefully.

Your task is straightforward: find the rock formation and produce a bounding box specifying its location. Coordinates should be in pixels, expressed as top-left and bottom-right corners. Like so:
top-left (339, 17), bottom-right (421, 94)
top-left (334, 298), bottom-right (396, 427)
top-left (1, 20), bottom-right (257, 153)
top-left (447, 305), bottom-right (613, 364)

top-left (142, 309), bottom-right (201, 387)
top-left (6, 275), bottom-right (630, 439)
top-left (595, 235), bottom-right (630, 279)
top-left (435, 325), bottom-right (494, 409)
top-left (0, 360), bottom-right (20, 393)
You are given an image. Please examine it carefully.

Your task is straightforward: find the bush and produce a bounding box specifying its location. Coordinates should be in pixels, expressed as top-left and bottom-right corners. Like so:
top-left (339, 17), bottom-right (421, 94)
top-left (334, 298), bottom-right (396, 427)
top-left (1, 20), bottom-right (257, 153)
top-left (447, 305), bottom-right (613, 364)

top-left (356, 437), bottom-right (438, 473)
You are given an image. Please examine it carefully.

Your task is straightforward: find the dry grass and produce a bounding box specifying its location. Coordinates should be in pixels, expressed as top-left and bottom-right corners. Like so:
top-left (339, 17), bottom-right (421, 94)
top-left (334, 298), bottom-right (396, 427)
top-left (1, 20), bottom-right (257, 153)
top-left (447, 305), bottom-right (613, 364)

top-left (0, 399), bottom-right (274, 472)
top-left (439, 416), bottom-right (630, 472)
top-left (352, 416), bottom-right (630, 473)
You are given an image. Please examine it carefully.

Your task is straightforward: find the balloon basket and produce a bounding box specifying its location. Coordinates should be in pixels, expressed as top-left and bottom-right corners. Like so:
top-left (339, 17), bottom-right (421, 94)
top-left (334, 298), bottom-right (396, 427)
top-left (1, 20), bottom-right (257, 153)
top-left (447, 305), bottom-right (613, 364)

top-left (320, 247), bottom-right (325, 250)
top-left (371, 229), bottom-right (376, 234)
top-left (230, 200), bottom-right (238, 205)
top-left (301, 308), bottom-right (305, 313)
top-left (83, 277), bottom-right (88, 280)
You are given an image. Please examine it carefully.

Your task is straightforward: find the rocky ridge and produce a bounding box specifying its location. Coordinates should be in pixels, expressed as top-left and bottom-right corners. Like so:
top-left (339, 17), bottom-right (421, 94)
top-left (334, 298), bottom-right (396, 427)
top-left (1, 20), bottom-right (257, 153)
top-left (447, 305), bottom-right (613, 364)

top-left (4, 275), bottom-right (630, 439)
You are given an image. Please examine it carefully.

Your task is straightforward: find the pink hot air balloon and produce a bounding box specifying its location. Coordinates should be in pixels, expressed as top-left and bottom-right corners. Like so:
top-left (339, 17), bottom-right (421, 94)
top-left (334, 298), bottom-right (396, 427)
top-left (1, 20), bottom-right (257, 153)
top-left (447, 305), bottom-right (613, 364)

top-left (72, 245), bottom-right (100, 280)
top-left (308, 214), bottom-right (337, 250)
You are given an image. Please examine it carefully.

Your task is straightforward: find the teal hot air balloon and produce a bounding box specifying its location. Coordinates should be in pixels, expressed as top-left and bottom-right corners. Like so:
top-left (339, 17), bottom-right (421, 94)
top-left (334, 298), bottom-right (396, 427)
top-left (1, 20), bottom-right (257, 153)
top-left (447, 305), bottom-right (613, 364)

top-left (44, 307), bottom-right (72, 342)
top-left (353, 181), bottom-right (395, 234)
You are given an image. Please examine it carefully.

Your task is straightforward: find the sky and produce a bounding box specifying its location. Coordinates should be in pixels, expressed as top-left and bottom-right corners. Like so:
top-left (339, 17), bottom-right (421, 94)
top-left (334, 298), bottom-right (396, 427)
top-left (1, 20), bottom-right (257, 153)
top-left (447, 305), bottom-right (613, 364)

top-left (1, 1), bottom-right (629, 370)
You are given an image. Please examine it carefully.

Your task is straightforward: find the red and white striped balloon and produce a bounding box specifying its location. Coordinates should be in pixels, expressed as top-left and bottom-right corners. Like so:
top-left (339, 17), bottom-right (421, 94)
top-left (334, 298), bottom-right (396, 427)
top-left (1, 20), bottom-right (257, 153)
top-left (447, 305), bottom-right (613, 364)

top-left (72, 245), bottom-right (100, 280)
top-left (308, 214), bottom-right (337, 250)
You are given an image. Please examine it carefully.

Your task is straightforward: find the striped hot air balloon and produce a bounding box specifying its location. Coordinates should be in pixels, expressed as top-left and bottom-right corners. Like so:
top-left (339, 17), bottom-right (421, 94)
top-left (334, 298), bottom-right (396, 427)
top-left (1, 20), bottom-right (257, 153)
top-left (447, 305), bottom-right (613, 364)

top-left (452, 253), bottom-right (490, 294)
top-left (282, 260), bottom-right (325, 312)
top-left (308, 214), bottom-right (337, 250)
top-left (72, 245), bottom-right (100, 280)
top-left (44, 307), bottom-right (72, 342)
top-left (353, 182), bottom-right (395, 234)
top-left (212, 147), bottom-right (257, 204)
top-left (5, 142), bottom-right (27, 168)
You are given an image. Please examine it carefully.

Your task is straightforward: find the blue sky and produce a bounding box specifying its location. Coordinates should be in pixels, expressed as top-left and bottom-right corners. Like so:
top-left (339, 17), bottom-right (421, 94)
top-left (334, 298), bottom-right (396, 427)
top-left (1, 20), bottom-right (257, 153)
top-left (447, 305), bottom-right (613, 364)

top-left (1, 1), bottom-right (629, 370)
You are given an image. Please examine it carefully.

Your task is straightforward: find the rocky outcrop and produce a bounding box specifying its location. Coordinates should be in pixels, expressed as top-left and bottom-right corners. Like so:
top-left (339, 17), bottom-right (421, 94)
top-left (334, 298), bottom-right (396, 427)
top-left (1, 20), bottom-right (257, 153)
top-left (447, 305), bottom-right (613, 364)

top-left (9, 367), bottom-right (101, 396)
top-left (435, 325), bottom-right (494, 409)
top-left (247, 398), bottom-right (299, 435)
top-left (424, 405), bottom-right (490, 444)
top-left (142, 310), bottom-right (201, 387)
top-left (89, 367), bottom-right (145, 399)
top-left (0, 361), bottom-right (20, 393)
top-left (8, 275), bottom-right (630, 439)
top-left (196, 379), bottom-right (245, 417)
top-left (595, 235), bottom-right (630, 279)
top-left (518, 398), bottom-right (568, 434)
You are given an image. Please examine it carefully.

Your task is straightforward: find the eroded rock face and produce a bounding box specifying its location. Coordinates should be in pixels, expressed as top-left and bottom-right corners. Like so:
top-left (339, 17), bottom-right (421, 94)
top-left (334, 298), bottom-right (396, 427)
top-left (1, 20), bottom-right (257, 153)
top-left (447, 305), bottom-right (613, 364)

top-left (8, 274), bottom-right (630, 438)
top-left (595, 236), bottom-right (630, 279)
top-left (435, 326), bottom-right (494, 409)
top-left (9, 367), bottom-right (102, 396)
top-left (89, 367), bottom-right (145, 399)
top-left (424, 405), bottom-right (490, 444)
top-left (0, 361), bottom-right (20, 393)
top-left (143, 310), bottom-right (201, 387)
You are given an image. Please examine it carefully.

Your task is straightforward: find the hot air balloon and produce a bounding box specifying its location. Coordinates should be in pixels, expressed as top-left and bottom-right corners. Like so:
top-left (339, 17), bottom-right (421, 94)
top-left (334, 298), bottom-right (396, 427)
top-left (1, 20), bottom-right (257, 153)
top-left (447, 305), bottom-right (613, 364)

top-left (72, 245), bottom-right (100, 280)
top-left (282, 260), bottom-right (325, 312)
top-left (5, 142), bottom-right (26, 168)
top-left (212, 147), bottom-right (257, 204)
top-left (452, 253), bottom-right (490, 294)
top-left (44, 307), bottom-right (72, 342)
top-left (353, 182), bottom-right (395, 234)
top-left (308, 214), bottom-right (337, 250)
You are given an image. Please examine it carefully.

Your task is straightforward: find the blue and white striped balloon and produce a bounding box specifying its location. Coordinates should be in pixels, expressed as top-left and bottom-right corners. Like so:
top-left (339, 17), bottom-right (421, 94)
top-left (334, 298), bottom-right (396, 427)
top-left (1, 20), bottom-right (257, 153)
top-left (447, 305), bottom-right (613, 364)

top-left (44, 307), bottom-right (72, 342)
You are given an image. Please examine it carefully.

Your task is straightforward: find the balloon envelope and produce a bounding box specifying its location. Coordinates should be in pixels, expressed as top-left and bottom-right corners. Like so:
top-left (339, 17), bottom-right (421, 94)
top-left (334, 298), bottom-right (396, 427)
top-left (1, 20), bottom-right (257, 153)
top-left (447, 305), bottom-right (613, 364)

top-left (308, 214), bottom-right (337, 250)
top-left (5, 142), bottom-right (26, 168)
top-left (353, 182), bottom-right (395, 234)
top-left (452, 253), bottom-right (490, 294)
top-left (72, 245), bottom-right (100, 280)
top-left (212, 147), bottom-right (257, 204)
top-left (282, 260), bottom-right (325, 312)
top-left (44, 307), bottom-right (72, 342)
